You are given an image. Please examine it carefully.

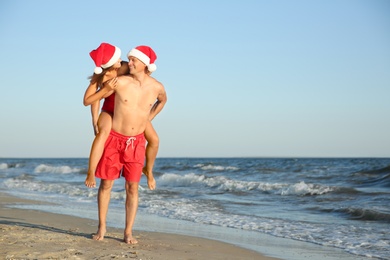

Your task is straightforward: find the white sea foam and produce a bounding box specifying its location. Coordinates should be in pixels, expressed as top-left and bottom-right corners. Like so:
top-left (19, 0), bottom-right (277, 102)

top-left (34, 164), bottom-right (81, 174)
top-left (0, 163), bottom-right (8, 169)
top-left (159, 173), bottom-right (333, 196)
top-left (3, 178), bottom-right (94, 199)
top-left (194, 164), bottom-right (239, 171)
top-left (140, 194), bottom-right (389, 260)
top-left (280, 181), bottom-right (333, 196)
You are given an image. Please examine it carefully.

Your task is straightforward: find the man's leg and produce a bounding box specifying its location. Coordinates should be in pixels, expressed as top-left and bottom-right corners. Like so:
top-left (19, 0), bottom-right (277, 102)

top-left (124, 181), bottom-right (139, 244)
top-left (93, 179), bottom-right (114, 240)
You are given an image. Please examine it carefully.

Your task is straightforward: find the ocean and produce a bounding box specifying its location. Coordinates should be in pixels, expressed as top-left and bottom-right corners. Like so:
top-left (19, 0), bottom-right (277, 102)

top-left (1, 157), bottom-right (389, 259)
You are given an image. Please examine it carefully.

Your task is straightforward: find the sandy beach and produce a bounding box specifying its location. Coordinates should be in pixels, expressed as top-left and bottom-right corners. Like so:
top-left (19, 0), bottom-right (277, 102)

top-left (0, 192), bottom-right (278, 260)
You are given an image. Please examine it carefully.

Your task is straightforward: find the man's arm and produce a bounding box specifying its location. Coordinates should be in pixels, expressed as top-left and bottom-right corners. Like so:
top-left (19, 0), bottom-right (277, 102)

top-left (149, 85), bottom-right (167, 121)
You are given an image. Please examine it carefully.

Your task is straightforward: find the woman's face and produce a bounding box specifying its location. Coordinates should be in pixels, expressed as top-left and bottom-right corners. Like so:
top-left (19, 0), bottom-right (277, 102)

top-left (112, 58), bottom-right (122, 69)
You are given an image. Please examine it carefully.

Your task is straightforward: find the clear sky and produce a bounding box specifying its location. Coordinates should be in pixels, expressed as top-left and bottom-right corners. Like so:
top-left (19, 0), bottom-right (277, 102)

top-left (0, 0), bottom-right (389, 158)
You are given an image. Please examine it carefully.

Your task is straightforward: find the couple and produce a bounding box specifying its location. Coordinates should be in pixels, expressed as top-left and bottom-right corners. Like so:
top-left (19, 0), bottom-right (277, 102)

top-left (83, 43), bottom-right (167, 244)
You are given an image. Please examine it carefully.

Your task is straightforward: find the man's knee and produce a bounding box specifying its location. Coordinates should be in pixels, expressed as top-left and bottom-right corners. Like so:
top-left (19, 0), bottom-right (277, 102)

top-left (99, 180), bottom-right (114, 191)
top-left (125, 182), bottom-right (139, 196)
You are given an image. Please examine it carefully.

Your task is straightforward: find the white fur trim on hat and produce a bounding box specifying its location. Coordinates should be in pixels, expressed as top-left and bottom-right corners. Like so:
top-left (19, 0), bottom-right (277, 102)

top-left (148, 63), bottom-right (157, 72)
top-left (128, 48), bottom-right (151, 66)
top-left (101, 46), bottom-right (121, 69)
top-left (94, 67), bottom-right (103, 74)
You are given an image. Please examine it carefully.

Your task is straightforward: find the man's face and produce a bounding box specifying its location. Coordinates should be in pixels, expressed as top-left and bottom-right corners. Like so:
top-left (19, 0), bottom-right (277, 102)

top-left (128, 56), bottom-right (146, 74)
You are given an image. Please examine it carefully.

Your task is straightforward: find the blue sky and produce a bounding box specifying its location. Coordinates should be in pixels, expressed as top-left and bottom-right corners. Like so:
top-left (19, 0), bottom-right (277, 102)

top-left (0, 0), bottom-right (389, 158)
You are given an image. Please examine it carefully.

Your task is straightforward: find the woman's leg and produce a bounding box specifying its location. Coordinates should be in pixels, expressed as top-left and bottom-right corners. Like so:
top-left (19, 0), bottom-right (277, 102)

top-left (85, 112), bottom-right (113, 188)
top-left (143, 121), bottom-right (159, 190)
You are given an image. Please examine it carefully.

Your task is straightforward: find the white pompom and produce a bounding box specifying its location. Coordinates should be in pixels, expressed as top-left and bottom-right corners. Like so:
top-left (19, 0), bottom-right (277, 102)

top-left (148, 64), bottom-right (157, 72)
top-left (94, 67), bottom-right (103, 74)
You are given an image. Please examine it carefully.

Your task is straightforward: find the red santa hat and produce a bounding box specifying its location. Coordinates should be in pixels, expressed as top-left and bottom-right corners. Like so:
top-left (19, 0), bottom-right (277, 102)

top-left (89, 43), bottom-right (121, 74)
top-left (127, 45), bottom-right (157, 72)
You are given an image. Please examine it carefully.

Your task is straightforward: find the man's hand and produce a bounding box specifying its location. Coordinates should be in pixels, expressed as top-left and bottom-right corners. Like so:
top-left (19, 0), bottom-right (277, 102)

top-left (93, 124), bottom-right (99, 135)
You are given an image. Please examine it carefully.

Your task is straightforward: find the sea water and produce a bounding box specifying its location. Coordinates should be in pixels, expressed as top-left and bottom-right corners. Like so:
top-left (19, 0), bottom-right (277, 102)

top-left (0, 157), bottom-right (389, 259)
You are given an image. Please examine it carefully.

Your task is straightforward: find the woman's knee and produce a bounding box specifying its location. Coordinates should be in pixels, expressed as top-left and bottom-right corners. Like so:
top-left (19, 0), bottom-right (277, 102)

top-left (97, 126), bottom-right (111, 138)
top-left (148, 136), bottom-right (159, 148)
top-left (144, 122), bottom-right (159, 145)
top-left (97, 112), bottom-right (113, 136)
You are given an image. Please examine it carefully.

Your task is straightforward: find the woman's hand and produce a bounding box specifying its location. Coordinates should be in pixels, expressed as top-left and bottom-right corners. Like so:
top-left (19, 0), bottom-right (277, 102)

top-left (103, 77), bottom-right (118, 90)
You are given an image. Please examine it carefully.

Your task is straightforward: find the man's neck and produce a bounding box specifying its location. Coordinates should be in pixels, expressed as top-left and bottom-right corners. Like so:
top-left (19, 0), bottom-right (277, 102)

top-left (132, 72), bottom-right (149, 86)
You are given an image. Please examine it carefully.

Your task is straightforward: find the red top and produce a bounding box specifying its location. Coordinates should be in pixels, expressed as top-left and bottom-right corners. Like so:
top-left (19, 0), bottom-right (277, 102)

top-left (101, 93), bottom-right (115, 113)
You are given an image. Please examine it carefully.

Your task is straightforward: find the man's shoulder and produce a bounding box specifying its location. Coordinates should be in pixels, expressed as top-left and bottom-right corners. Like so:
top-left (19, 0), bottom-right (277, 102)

top-left (118, 75), bottom-right (134, 81)
top-left (149, 76), bottom-right (164, 89)
top-left (118, 75), bottom-right (136, 84)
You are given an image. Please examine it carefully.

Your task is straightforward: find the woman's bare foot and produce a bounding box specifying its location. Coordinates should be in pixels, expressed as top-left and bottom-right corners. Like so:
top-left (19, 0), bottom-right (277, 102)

top-left (92, 227), bottom-right (106, 241)
top-left (85, 172), bottom-right (96, 188)
top-left (142, 167), bottom-right (156, 190)
top-left (124, 234), bottom-right (138, 244)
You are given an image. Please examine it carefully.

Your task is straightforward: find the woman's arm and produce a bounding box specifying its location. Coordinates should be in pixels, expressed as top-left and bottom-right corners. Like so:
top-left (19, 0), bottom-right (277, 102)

top-left (84, 83), bottom-right (115, 106)
top-left (83, 81), bottom-right (99, 106)
top-left (83, 74), bottom-right (117, 106)
top-left (90, 101), bottom-right (100, 135)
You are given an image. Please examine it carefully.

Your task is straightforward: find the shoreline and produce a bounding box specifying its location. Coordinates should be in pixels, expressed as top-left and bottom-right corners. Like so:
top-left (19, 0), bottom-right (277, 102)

top-left (0, 192), bottom-right (277, 260)
top-left (0, 191), bottom-right (374, 260)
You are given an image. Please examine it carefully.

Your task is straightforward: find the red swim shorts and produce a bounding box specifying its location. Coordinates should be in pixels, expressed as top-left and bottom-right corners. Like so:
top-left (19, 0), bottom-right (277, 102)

top-left (101, 93), bottom-right (115, 113)
top-left (96, 130), bottom-right (146, 182)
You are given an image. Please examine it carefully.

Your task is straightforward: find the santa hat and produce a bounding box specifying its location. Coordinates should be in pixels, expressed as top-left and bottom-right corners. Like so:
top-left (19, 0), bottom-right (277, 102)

top-left (89, 43), bottom-right (121, 74)
top-left (127, 45), bottom-right (157, 72)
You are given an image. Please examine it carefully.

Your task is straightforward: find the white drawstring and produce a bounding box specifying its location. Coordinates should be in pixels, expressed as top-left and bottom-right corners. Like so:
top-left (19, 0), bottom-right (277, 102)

top-left (125, 137), bottom-right (136, 151)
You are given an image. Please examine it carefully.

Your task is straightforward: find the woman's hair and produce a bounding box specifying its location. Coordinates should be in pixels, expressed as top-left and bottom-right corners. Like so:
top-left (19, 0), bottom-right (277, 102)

top-left (88, 61), bottom-right (129, 86)
top-left (88, 66), bottom-right (116, 86)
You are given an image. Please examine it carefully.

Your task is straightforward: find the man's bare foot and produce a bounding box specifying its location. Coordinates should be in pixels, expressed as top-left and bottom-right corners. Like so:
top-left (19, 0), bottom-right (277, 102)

top-left (92, 227), bottom-right (106, 241)
top-left (85, 172), bottom-right (96, 188)
top-left (124, 234), bottom-right (138, 244)
top-left (142, 167), bottom-right (156, 190)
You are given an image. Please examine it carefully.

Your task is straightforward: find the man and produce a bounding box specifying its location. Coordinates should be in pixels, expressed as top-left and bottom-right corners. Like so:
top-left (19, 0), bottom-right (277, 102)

top-left (92, 45), bottom-right (167, 244)
top-left (84, 43), bottom-right (162, 191)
